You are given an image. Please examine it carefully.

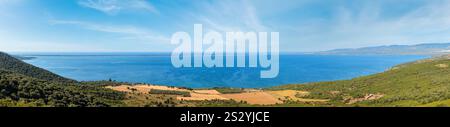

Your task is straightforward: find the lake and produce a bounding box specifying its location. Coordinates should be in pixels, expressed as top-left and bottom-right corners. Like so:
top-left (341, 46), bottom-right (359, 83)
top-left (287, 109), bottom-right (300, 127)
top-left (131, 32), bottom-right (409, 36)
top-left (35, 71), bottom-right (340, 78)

top-left (16, 52), bottom-right (427, 88)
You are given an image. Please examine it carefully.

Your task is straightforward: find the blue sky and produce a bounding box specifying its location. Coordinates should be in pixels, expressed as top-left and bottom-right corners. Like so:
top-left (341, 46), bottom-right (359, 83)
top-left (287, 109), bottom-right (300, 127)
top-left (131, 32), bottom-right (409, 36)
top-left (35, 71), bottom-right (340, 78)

top-left (1, 0), bottom-right (450, 52)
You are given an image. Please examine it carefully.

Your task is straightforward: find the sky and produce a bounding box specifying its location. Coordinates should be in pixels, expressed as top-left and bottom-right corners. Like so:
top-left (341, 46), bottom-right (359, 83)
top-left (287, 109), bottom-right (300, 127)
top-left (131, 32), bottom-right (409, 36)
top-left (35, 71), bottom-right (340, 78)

top-left (1, 0), bottom-right (450, 52)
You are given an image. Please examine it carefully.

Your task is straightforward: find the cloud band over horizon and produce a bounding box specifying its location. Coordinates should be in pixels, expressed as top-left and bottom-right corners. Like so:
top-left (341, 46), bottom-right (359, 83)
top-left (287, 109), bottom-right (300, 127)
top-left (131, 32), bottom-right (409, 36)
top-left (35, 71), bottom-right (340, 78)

top-left (1, 0), bottom-right (450, 52)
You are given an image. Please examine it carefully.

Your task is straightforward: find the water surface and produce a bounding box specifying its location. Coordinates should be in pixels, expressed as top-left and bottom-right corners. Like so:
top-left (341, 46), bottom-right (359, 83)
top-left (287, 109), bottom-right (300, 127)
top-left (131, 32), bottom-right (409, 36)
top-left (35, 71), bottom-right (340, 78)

top-left (17, 52), bottom-right (427, 88)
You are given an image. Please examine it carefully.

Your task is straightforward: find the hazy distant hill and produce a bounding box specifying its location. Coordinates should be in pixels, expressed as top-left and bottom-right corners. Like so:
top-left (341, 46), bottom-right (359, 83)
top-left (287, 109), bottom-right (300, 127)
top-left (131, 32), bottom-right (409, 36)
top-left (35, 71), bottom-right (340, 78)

top-left (0, 52), bottom-right (74, 83)
top-left (316, 43), bottom-right (450, 55)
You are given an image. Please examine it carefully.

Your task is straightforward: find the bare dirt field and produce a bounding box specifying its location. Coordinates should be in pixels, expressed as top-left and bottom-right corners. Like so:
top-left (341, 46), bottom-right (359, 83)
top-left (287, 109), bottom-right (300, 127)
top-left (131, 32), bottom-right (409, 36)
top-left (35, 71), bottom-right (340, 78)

top-left (177, 93), bottom-right (228, 101)
top-left (267, 90), bottom-right (309, 98)
top-left (193, 90), bottom-right (222, 95)
top-left (436, 64), bottom-right (448, 68)
top-left (106, 85), bottom-right (189, 94)
top-left (177, 89), bottom-right (228, 101)
top-left (221, 92), bottom-right (282, 105)
top-left (106, 85), bottom-right (327, 105)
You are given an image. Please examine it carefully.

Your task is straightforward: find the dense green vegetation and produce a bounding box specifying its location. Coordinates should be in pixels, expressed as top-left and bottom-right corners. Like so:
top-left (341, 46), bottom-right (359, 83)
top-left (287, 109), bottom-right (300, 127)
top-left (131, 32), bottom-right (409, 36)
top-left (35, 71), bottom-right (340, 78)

top-left (194, 99), bottom-right (250, 107)
top-left (149, 89), bottom-right (191, 97)
top-left (0, 52), bottom-right (74, 83)
top-left (270, 56), bottom-right (450, 106)
top-left (212, 87), bottom-right (245, 94)
top-left (0, 70), bottom-right (125, 107)
top-left (80, 80), bottom-right (125, 87)
top-left (0, 52), bottom-right (126, 107)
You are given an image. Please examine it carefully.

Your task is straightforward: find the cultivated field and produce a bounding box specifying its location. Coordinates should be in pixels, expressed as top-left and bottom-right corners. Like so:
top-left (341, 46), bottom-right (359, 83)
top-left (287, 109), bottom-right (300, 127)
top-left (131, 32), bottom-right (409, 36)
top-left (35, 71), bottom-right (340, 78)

top-left (106, 85), bottom-right (328, 105)
top-left (220, 92), bottom-right (282, 105)
top-left (106, 85), bottom-right (189, 93)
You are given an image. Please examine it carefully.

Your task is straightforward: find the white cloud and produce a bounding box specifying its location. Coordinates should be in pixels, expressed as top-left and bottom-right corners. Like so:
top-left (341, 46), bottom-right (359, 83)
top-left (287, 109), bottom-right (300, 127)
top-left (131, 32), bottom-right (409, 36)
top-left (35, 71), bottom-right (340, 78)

top-left (334, 1), bottom-right (450, 45)
top-left (283, 0), bottom-right (450, 51)
top-left (0, 40), bottom-right (103, 52)
top-left (49, 20), bottom-right (170, 43)
top-left (78, 0), bottom-right (159, 15)
top-left (186, 0), bottom-right (269, 32)
top-left (249, 0), bottom-right (312, 17)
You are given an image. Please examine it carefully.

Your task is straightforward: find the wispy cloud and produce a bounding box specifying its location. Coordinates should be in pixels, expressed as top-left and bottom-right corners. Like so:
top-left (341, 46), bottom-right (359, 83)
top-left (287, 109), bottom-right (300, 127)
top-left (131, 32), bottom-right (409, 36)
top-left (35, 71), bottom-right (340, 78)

top-left (77, 0), bottom-right (159, 15)
top-left (4, 0), bottom-right (450, 52)
top-left (331, 1), bottom-right (450, 46)
top-left (185, 0), bottom-right (268, 32)
top-left (49, 19), bottom-right (170, 43)
top-left (280, 0), bottom-right (450, 51)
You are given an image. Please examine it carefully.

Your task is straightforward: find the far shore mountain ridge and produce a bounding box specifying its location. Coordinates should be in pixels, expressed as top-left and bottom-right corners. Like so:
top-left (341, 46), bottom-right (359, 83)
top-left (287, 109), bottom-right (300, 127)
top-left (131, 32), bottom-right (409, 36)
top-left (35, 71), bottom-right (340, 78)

top-left (0, 42), bottom-right (449, 107)
top-left (315, 43), bottom-right (450, 55)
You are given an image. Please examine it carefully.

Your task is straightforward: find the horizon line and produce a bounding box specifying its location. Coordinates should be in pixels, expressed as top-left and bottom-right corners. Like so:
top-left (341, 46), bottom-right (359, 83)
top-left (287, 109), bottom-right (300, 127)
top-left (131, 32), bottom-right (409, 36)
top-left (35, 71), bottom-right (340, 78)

top-left (4, 41), bottom-right (450, 54)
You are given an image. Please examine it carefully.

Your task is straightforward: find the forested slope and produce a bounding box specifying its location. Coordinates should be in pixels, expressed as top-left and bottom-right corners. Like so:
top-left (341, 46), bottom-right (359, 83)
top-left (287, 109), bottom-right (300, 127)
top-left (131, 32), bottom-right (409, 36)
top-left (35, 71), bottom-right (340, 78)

top-left (271, 56), bottom-right (450, 106)
top-left (0, 52), bottom-right (125, 107)
top-left (0, 52), bottom-right (74, 83)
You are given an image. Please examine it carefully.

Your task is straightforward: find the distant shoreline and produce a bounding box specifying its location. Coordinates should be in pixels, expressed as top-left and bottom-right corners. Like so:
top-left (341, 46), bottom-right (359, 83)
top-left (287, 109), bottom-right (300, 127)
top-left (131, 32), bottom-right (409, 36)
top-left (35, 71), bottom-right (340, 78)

top-left (16, 53), bottom-right (429, 89)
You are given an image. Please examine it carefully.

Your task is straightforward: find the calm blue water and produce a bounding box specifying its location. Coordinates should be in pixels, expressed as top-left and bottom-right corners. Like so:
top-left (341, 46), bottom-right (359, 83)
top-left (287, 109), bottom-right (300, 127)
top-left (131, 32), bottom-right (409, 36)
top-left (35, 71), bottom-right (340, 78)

top-left (16, 53), bottom-right (427, 88)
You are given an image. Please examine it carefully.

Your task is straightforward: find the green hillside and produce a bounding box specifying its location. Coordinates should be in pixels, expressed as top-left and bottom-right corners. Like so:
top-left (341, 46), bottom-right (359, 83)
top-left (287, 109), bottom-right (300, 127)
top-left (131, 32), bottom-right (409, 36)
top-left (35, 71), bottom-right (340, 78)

top-left (270, 55), bottom-right (450, 107)
top-left (0, 69), bottom-right (126, 107)
top-left (0, 52), bottom-right (125, 107)
top-left (0, 52), bottom-right (74, 83)
top-left (1, 51), bottom-right (449, 107)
